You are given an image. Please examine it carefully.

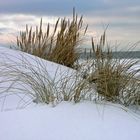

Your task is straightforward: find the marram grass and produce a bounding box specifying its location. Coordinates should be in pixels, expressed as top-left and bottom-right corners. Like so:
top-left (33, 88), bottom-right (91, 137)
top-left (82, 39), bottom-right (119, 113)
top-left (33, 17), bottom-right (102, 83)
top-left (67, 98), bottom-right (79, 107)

top-left (17, 8), bottom-right (87, 68)
top-left (83, 31), bottom-right (140, 106)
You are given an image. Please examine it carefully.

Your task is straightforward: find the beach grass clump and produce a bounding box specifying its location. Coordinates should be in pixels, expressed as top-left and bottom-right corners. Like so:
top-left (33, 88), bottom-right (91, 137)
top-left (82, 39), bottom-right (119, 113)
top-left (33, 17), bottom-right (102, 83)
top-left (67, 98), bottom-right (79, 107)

top-left (0, 52), bottom-right (91, 105)
top-left (17, 9), bottom-right (87, 68)
top-left (85, 31), bottom-right (140, 106)
top-left (17, 18), bottom-right (59, 60)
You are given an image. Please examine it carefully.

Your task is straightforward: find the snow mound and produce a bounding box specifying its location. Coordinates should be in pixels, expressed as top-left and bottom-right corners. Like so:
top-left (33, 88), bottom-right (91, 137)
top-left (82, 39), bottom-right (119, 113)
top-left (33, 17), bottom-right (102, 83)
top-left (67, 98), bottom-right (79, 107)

top-left (0, 102), bottom-right (140, 140)
top-left (0, 46), bottom-right (140, 140)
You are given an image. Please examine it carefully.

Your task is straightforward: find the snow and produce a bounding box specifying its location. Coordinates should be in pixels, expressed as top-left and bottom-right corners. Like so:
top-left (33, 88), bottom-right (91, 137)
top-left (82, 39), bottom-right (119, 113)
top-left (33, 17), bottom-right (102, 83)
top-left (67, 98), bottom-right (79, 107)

top-left (0, 46), bottom-right (77, 110)
top-left (0, 46), bottom-right (140, 140)
top-left (0, 102), bottom-right (140, 140)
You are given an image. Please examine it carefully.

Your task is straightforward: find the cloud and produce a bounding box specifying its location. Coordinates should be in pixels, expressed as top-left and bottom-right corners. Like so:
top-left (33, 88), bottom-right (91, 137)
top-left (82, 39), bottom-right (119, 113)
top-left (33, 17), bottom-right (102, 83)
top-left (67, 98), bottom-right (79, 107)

top-left (0, 0), bottom-right (121, 15)
top-left (0, 0), bottom-right (140, 50)
top-left (0, 0), bottom-right (139, 16)
top-left (0, 27), bottom-right (15, 33)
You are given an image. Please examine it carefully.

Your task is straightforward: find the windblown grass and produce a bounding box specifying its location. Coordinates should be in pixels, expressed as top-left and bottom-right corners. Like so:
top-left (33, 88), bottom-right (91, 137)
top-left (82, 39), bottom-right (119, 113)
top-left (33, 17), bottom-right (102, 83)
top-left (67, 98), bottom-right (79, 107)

top-left (0, 43), bottom-right (139, 111)
top-left (17, 8), bottom-right (87, 68)
top-left (1, 9), bottom-right (140, 111)
top-left (84, 31), bottom-right (140, 106)
top-left (0, 51), bottom-right (91, 107)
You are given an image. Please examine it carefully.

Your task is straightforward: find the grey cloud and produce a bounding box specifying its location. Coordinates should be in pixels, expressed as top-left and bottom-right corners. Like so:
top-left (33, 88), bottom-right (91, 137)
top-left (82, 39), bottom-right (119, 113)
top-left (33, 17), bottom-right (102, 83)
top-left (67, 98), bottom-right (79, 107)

top-left (0, 0), bottom-right (139, 14)
top-left (0, 27), bottom-right (16, 33)
top-left (0, 0), bottom-right (116, 15)
top-left (0, 0), bottom-right (140, 50)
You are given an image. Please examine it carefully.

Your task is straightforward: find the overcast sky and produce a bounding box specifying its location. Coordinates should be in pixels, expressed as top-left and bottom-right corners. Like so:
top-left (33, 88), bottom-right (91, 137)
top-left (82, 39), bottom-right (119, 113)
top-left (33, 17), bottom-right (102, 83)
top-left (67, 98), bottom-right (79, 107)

top-left (0, 0), bottom-right (140, 50)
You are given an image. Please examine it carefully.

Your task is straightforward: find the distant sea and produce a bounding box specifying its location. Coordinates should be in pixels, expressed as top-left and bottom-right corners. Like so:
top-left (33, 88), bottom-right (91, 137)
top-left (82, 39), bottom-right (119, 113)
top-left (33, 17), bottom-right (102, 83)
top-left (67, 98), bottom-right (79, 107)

top-left (79, 51), bottom-right (140, 59)
top-left (0, 44), bottom-right (140, 59)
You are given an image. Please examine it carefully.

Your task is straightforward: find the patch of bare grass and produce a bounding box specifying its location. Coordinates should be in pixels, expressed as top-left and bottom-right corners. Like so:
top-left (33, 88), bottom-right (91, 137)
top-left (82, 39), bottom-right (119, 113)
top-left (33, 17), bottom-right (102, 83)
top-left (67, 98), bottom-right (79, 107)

top-left (16, 8), bottom-right (87, 68)
top-left (0, 51), bottom-right (91, 106)
top-left (84, 31), bottom-right (140, 106)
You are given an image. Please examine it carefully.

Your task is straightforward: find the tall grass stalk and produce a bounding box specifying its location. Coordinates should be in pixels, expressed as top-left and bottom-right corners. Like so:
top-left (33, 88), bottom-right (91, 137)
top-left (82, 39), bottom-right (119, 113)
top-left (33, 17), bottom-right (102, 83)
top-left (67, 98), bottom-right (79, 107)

top-left (0, 52), bottom-right (91, 106)
top-left (17, 8), bottom-right (87, 68)
top-left (84, 31), bottom-right (140, 106)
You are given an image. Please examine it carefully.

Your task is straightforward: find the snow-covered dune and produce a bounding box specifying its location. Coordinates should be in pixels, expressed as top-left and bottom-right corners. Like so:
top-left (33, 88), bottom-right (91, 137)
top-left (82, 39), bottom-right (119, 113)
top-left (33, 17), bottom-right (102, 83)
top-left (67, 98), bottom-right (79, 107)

top-left (0, 46), bottom-right (77, 110)
top-left (0, 102), bottom-right (140, 140)
top-left (0, 46), bottom-right (75, 80)
top-left (0, 46), bottom-right (140, 140)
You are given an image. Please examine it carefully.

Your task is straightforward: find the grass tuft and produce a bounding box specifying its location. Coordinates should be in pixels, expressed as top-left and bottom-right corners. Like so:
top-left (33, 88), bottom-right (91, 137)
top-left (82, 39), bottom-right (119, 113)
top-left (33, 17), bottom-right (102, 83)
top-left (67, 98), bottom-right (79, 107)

top-left (17, 8), bottom-right (87, 68)
top-left (0, 52), bottom-right (91, 106)
top-left (84, 31), bottom-right (140, 106)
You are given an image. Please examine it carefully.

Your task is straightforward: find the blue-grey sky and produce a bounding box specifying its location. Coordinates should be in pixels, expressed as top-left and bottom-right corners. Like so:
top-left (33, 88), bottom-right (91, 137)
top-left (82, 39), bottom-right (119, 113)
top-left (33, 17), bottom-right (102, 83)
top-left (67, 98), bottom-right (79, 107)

top-left (0, 0), bottom-right (140, 50)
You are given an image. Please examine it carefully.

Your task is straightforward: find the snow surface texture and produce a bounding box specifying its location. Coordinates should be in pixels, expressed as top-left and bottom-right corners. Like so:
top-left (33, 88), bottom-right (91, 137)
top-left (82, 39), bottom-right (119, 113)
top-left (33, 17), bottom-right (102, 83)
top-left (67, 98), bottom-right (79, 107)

top-left (0, 46), bottom-right (140, 140)
top-left (0, 102), bottom-right (140, 140)
top-left (0, 46), bottom-right (77, 110)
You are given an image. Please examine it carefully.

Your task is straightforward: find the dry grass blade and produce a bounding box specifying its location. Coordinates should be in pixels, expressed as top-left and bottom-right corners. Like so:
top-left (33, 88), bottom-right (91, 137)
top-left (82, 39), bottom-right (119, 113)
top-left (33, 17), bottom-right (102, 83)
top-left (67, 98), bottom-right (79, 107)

top-left (86, 31), bottom-right (140, 106)
top-left (16, 9), bottom-right (87, 68)
top-left (0, 51), bottom-right (92, 106)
